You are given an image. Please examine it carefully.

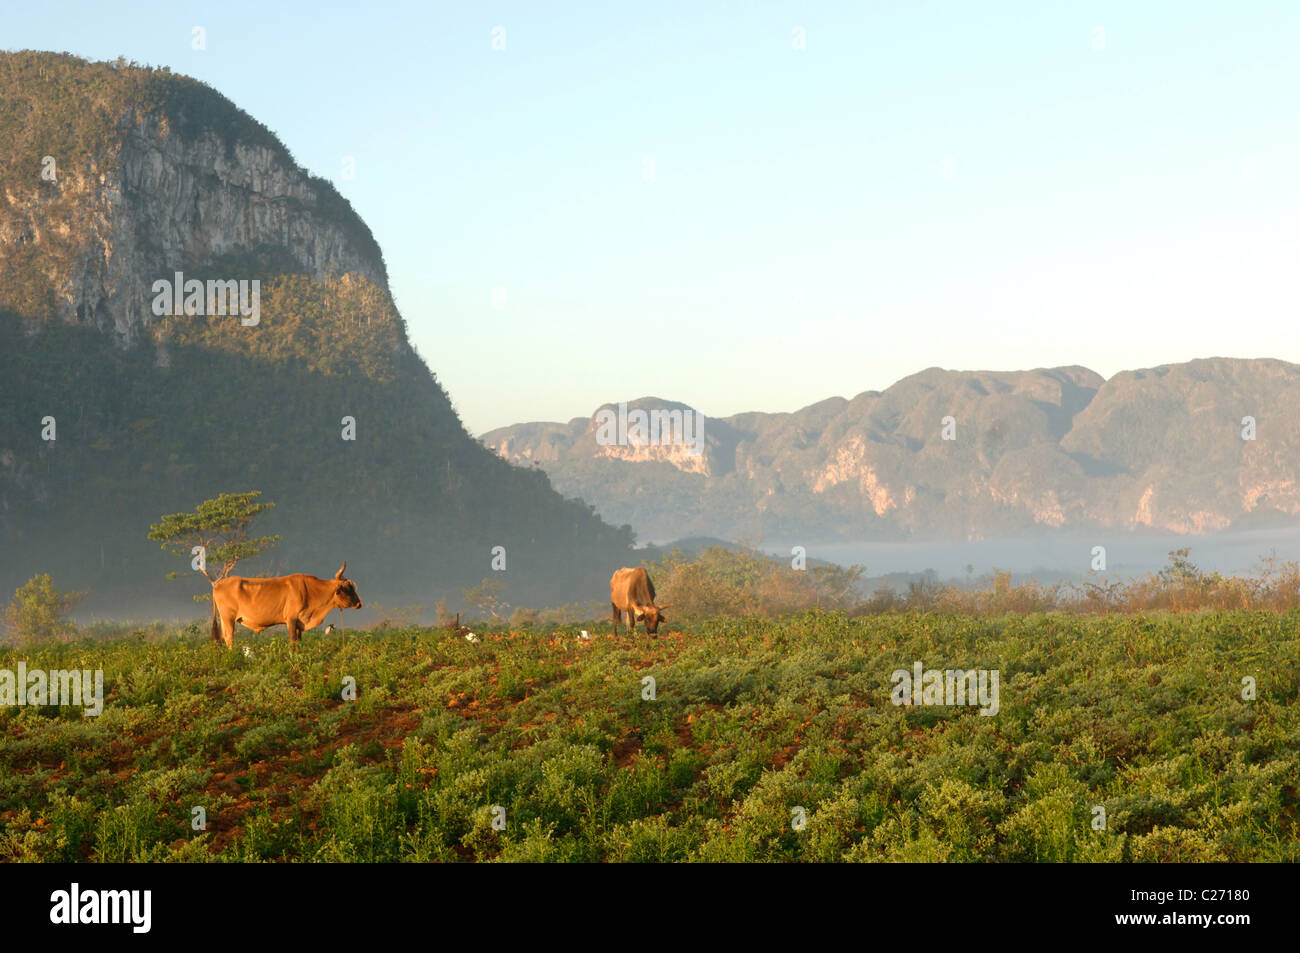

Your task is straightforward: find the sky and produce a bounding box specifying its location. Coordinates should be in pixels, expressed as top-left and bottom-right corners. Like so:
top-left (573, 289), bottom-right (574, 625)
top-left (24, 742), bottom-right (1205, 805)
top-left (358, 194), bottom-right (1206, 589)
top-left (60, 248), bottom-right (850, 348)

top-left (7, 1), bottom-right (1300, 434)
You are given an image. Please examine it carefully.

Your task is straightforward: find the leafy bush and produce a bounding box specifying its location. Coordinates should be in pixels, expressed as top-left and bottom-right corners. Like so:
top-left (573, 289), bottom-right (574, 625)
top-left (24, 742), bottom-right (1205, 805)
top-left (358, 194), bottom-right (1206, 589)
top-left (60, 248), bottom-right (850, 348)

top-left (3, 574), bottom-right (82, 645)
top-left (645, 545), bottom-right (863, 620)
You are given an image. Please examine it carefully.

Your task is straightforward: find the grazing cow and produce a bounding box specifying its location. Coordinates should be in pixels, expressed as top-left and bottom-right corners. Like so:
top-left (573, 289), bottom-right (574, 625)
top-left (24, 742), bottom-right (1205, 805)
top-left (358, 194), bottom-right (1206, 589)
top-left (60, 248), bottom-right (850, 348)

top-left (610, 567), bottom-right (671, 635)
top-left (210, 562), bottom-right (363, 650)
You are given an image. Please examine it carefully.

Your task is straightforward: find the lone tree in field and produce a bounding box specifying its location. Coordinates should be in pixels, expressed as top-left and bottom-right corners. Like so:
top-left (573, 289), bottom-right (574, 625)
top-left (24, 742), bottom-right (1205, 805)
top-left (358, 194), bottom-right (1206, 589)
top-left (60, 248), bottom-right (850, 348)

top-left (148, 491), bottom-right (280, 597)
top-left (462, 577), bottom-right (507, 619)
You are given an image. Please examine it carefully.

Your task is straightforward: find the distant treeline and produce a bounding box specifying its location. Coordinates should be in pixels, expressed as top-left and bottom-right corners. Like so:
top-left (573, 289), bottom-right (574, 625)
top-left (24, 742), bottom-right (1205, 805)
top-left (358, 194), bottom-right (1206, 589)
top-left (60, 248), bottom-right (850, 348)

top-left (629, 545), bottom-right (1300, 622)
top-left (863, 548), bottom-right (1300, 615)
top-left (471, 544), bottom-right (1300, 625)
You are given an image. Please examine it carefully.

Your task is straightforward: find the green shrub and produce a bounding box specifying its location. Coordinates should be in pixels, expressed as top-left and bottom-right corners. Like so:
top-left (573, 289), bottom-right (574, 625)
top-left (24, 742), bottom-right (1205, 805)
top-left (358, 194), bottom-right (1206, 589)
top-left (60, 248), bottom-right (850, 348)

top-left (3, 574), bottom-right (82, 645)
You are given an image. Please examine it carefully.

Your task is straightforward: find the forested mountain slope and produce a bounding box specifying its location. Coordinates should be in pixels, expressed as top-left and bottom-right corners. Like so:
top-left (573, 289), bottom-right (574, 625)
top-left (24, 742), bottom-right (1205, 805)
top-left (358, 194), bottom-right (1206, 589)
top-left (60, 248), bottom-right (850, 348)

top-left (0, 52), bottom-right (633, 616)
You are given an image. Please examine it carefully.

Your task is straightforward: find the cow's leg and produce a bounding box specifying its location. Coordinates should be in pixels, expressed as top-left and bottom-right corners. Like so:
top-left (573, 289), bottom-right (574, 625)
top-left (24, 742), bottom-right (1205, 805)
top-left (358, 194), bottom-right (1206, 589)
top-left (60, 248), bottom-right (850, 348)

top-left (287, 618), bottom-right (304, 650)
top-left (219, 611), bottom-right (237, 650)
top-left (612, 602), bottom-right (621, 636)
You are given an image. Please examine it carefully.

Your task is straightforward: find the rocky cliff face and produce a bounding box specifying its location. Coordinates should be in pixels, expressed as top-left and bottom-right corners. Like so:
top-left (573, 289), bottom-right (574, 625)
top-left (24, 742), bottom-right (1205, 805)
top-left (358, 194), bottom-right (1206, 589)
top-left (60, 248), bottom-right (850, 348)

top-left (482, 360), bottom-right (1300, 543)
top-left (487, 399), bottom-right (747, 480)
top-left (1, 83), bottom-right (384, 340)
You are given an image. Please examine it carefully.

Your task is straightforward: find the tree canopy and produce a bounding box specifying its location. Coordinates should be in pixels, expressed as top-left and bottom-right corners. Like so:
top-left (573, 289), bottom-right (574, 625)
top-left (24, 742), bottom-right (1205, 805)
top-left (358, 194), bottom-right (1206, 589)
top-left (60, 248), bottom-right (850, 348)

top-left (148, 491), bottom-right (279, 589)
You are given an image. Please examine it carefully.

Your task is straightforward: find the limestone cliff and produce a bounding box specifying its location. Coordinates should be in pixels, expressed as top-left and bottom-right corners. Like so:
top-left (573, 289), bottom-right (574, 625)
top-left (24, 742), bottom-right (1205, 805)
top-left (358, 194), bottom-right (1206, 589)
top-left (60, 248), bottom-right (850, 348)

top-left (0, 53), bottom-right (383, 339)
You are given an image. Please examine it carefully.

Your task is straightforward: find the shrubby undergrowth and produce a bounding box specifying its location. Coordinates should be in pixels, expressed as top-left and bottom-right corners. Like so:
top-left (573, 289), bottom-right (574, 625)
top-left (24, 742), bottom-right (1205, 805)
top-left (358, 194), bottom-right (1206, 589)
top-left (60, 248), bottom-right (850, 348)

top-left (0, 609), bottom-right (1294, 862)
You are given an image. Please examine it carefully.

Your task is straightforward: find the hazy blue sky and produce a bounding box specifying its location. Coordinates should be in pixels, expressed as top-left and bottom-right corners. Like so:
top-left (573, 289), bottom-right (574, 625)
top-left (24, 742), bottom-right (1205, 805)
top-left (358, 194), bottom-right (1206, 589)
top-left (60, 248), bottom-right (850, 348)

top-left (8, 2), bottom-right (1300, 434)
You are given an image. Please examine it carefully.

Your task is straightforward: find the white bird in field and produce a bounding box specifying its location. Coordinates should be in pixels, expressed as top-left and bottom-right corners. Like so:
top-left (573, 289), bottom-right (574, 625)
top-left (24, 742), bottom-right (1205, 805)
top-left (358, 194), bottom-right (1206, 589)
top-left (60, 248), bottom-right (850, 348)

top-left (324, 624), bottom-right (335, 634)
top-left (242, 645), bottom-right (254, 659)
top-left (465, 632), bottom-right (480, 644)
top-left (579, 630), bottom-right (591, 640)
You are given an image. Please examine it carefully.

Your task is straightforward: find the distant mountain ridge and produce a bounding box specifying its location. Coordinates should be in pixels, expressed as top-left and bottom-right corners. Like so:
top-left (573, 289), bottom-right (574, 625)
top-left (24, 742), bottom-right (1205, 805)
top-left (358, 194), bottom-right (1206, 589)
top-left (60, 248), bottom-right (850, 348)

top-left (482, 360), bottom-right (1300, 543)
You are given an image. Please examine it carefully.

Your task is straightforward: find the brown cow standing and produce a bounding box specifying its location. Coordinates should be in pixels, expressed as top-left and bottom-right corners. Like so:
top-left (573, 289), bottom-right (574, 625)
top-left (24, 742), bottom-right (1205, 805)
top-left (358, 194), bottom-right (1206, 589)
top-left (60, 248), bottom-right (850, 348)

top-left (610, 567), bottom-right (671, 635)
top-left (210, 562), bottom-right (363, 650)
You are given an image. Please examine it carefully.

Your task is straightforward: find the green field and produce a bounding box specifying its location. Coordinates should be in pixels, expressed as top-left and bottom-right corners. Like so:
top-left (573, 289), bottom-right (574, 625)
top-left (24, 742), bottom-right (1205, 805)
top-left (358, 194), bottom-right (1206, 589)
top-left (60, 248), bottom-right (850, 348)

top-left (1, 611), bottom-right (1296, 862)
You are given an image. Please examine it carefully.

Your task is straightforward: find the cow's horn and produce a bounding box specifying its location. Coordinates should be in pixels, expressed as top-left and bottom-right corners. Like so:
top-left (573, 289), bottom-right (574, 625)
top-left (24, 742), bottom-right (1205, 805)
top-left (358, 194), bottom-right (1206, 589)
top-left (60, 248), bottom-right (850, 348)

top-left (335, 561), bottom-right (347, 579)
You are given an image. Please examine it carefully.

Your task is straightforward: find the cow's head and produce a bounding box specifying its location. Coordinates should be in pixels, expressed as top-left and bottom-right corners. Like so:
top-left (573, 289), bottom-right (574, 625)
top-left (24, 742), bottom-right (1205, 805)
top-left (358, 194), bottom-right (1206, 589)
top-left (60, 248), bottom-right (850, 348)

top-left (332, 561), bottom-right (364, 610)
top-left (635, 602), bottom-right (671, 634)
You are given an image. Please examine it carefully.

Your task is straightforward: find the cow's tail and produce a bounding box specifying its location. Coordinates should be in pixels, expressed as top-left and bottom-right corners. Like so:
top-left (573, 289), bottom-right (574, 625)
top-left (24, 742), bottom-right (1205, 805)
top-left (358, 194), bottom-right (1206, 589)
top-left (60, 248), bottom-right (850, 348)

top-left (210, 593), bottom-right (221, 644)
